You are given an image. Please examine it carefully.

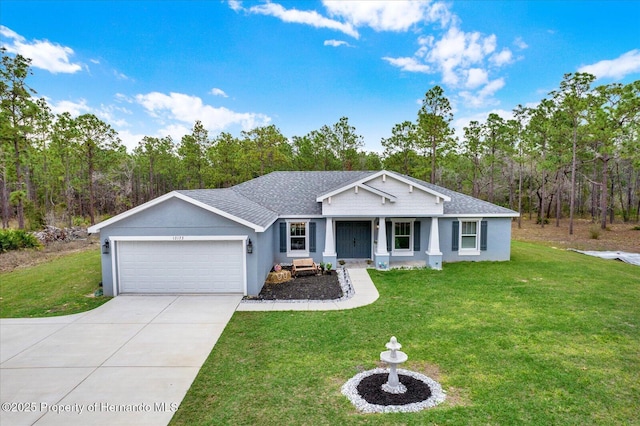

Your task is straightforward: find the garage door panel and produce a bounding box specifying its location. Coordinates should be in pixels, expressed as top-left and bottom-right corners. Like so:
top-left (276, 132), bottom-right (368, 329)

top-left (117, 240), bottom-right (244, 294)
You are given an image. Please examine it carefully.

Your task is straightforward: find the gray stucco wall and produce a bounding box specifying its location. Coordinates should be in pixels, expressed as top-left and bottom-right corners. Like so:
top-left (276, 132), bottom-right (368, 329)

top-left (272, 218), bottom-right (327, 266)
top-left (96, 197), bottom-right (264, 296)
top-left (439, 217), bottom-right (512, 263)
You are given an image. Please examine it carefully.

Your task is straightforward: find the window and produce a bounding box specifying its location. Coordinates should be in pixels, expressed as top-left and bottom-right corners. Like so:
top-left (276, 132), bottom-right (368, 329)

top-left (461, 221), bottom-right (478, 250)
top-left (394, 222), bottom-right (411, 250)
top-left (288, 221), bottom-right (308, 255)
top-left (453, 219), bottom-right (486, 256)
top-left (392, 220), bottom-right (414, 255)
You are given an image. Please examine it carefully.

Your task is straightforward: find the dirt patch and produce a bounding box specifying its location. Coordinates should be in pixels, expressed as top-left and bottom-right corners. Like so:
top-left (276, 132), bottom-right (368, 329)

top-left (245, 271), bottom-right (342, 300)
top-left (512, 218), bottom-right (640, 253)
top-left (0, 237), bottom-right (99, 273)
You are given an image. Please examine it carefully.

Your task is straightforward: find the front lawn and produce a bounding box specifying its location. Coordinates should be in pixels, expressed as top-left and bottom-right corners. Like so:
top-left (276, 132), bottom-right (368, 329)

top-left (0, 249), bottom-right (109, 317)
top-left (172, 242), bottom-right (639, 425)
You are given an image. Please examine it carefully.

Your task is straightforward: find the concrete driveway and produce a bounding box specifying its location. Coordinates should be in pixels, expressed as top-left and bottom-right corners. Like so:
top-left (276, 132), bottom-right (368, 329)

top-left (0, 295), bottom-right (242, 426)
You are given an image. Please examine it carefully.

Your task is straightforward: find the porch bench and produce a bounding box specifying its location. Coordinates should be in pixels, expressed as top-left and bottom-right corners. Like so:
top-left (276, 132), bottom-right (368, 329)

top-left (292, 258), bottom-right (319, 277)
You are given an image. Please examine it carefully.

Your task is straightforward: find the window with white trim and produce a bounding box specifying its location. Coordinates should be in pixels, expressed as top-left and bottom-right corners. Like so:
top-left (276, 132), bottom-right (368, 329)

top-left (461, 221), bottom-right (478, 249)
top-left (458, 219), bottom-right (481, 255)
top-left (288, 221), bottom-right (309, 256)
top-left (392, 220), bottom-right (414, 255)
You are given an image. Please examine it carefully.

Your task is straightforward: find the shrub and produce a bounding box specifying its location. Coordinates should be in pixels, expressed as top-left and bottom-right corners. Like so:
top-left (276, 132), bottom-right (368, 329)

top-left (72, 216), bottom-right (90, 227)
top-left (633, 225), bottom-right (640, 231)
top-left (589, 226), bottom-right (601, 240)
top-left (0, 229), bottom-right (42, 253)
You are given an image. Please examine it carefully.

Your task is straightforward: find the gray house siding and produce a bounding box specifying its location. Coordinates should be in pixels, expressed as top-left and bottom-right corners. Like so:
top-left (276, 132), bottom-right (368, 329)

top-left (380, 218), bottom-right (430, 264)
top-left (253, 223), bottom-right (274, 295)
top-left (440, 217), bottom-right (512, 263)
top-left (98, 197), bottom-right (260, 296)
top-left (272, 218), bottom-right (327, 266)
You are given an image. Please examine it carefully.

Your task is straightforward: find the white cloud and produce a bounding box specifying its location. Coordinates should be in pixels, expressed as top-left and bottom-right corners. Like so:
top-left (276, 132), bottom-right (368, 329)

top-left (513, 36), bottom-right (528, 50)
top-left (248, 3), bottom-right (359, 38)
top-left (48, 98), bottom-right (92, 116)
top-left (117, 130), bottom-right (149, 152)
top-left (490, 48), bottom-right (513, 66)
top-left (210, 88), bottom-right (229, 97)
top-left (135, 91), bottom-right (271, 133)
top-left (465, 68), bottom-right (489, 88)
top-left (458, 77), bottom-right (505, 108)
top-left (113, 70), bottom-right (132, 81)
top-left (427, 27), bottom-right (496, 70)
top-left (324, 39), bottom-right (352, 48)
top-left (239, 1), bottom-right (455, 40)
top-left (427, 2), bottom-right (456, 28)
top-left (578, 49), bottom-right (640, 80)
top-left (382, 56), bottom-right (431, 73)
top-left (227, 0), bottom-right (243, 12)
top-left (323, 0), bottom-right (440, 32)
top-left (404, 26), bottom-right (498, 86)
top-left (48, 97), bottom-right (131, 129)
top-left (0, 25), bottom-right (82, 74)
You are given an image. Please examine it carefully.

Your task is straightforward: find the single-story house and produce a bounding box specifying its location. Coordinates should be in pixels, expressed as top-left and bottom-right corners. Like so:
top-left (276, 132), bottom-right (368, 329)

top-left (88, 170), bottom-right (519, 297)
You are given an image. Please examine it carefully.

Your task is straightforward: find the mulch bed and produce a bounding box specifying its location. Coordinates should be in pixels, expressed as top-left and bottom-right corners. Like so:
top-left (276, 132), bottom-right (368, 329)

top-left (356, 373), bottom-right (432, 406)
top-left (245, 270), bottom-right (342, 300)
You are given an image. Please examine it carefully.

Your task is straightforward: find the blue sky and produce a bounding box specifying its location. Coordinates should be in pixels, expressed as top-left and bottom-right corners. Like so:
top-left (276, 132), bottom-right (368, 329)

top-left (1, 1), bottom-right (639, 152)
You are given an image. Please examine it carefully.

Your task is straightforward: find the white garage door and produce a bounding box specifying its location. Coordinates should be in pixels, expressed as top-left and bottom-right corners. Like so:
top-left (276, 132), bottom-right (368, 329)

top-left (117, 240), bottom-right (244, 294)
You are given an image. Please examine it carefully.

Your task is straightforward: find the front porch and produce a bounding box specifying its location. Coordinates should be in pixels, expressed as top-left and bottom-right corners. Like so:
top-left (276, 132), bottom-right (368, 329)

top-left (339, 259), bottom-right (429, 269)
top-left (322, 216), bottom-right (443, 271)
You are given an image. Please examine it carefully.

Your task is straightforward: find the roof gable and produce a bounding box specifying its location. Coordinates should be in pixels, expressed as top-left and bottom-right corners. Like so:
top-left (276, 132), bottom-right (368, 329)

top-left (316, 170), bottom-right (451, 202)
top-left (87, 191), bottom-right (274, 233)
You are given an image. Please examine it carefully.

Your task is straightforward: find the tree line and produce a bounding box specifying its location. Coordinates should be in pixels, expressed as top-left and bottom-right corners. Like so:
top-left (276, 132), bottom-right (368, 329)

top-left (1, 48), bottom-right (639, 233)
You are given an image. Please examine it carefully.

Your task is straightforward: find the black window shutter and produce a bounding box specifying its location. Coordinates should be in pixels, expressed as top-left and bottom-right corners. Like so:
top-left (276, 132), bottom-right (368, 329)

top-left (480, 220), bottom-right (488, 251)
top-left (413, 220), bottom-right (421, 251)
top-left (309, 222), bottom-right (316, 252)
top-left (279, 222), bottom-right (287, 252)
top-left (452, 221), bottom-right (459, 251)
top-left (386, 221), bottom-right (392, 252)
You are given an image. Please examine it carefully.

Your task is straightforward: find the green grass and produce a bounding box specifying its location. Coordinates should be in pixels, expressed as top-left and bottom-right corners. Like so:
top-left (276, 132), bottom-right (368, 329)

top-left (0, 249), bottom-right (110, 317)
top-left (171, 242), bottom-right (640, 425)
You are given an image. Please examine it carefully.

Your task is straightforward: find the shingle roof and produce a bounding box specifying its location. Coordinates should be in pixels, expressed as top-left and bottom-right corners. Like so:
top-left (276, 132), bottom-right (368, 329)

top-left (177, 188), bottom-right (279, 230)
top-left (400, 174), bottom-right (519, 216)
top-left (177, 170), bottom-right (518, 230)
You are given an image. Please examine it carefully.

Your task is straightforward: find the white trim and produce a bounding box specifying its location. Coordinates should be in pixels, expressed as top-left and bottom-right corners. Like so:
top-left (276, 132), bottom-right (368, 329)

top-left (426, 217), bottom-right (442, 256)
top-left (391, 219), bottom-right (415, 256)
top-left (458, 218), bottom-right (481, 256)
top-left (375, 217), bottom-right (389, 256)
top-left (315, 170), bottom-right (449, 203)
top-left (109, 235), bottom-right (248, 242)
top-left (443, 213), bottom-right (519, 218)
top-left (323, 217), bottom-right (336, 257)
top-left (88, 191), bottom-right (266, 233)
top-left (286, 219), bottom-right (310, 257)
top-left (110, 236), bottom-right (248, 296)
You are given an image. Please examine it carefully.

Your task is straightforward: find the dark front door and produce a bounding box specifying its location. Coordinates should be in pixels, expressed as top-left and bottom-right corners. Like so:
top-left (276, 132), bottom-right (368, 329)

top-left (336, 221), bottom-right (372, 259)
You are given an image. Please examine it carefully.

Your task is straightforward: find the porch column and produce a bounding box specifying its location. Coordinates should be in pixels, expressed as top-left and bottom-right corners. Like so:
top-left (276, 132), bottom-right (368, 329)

top-left (427, 217), bottom-right (442, 255)
top-left (375, 217), bottom-right (388, 255)
top-left (426, 217), bottom-right (443, 270)
top-left (323, 217), bottom-right (336, 256)
top-left (374, 217), bottom-right (390, 270)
